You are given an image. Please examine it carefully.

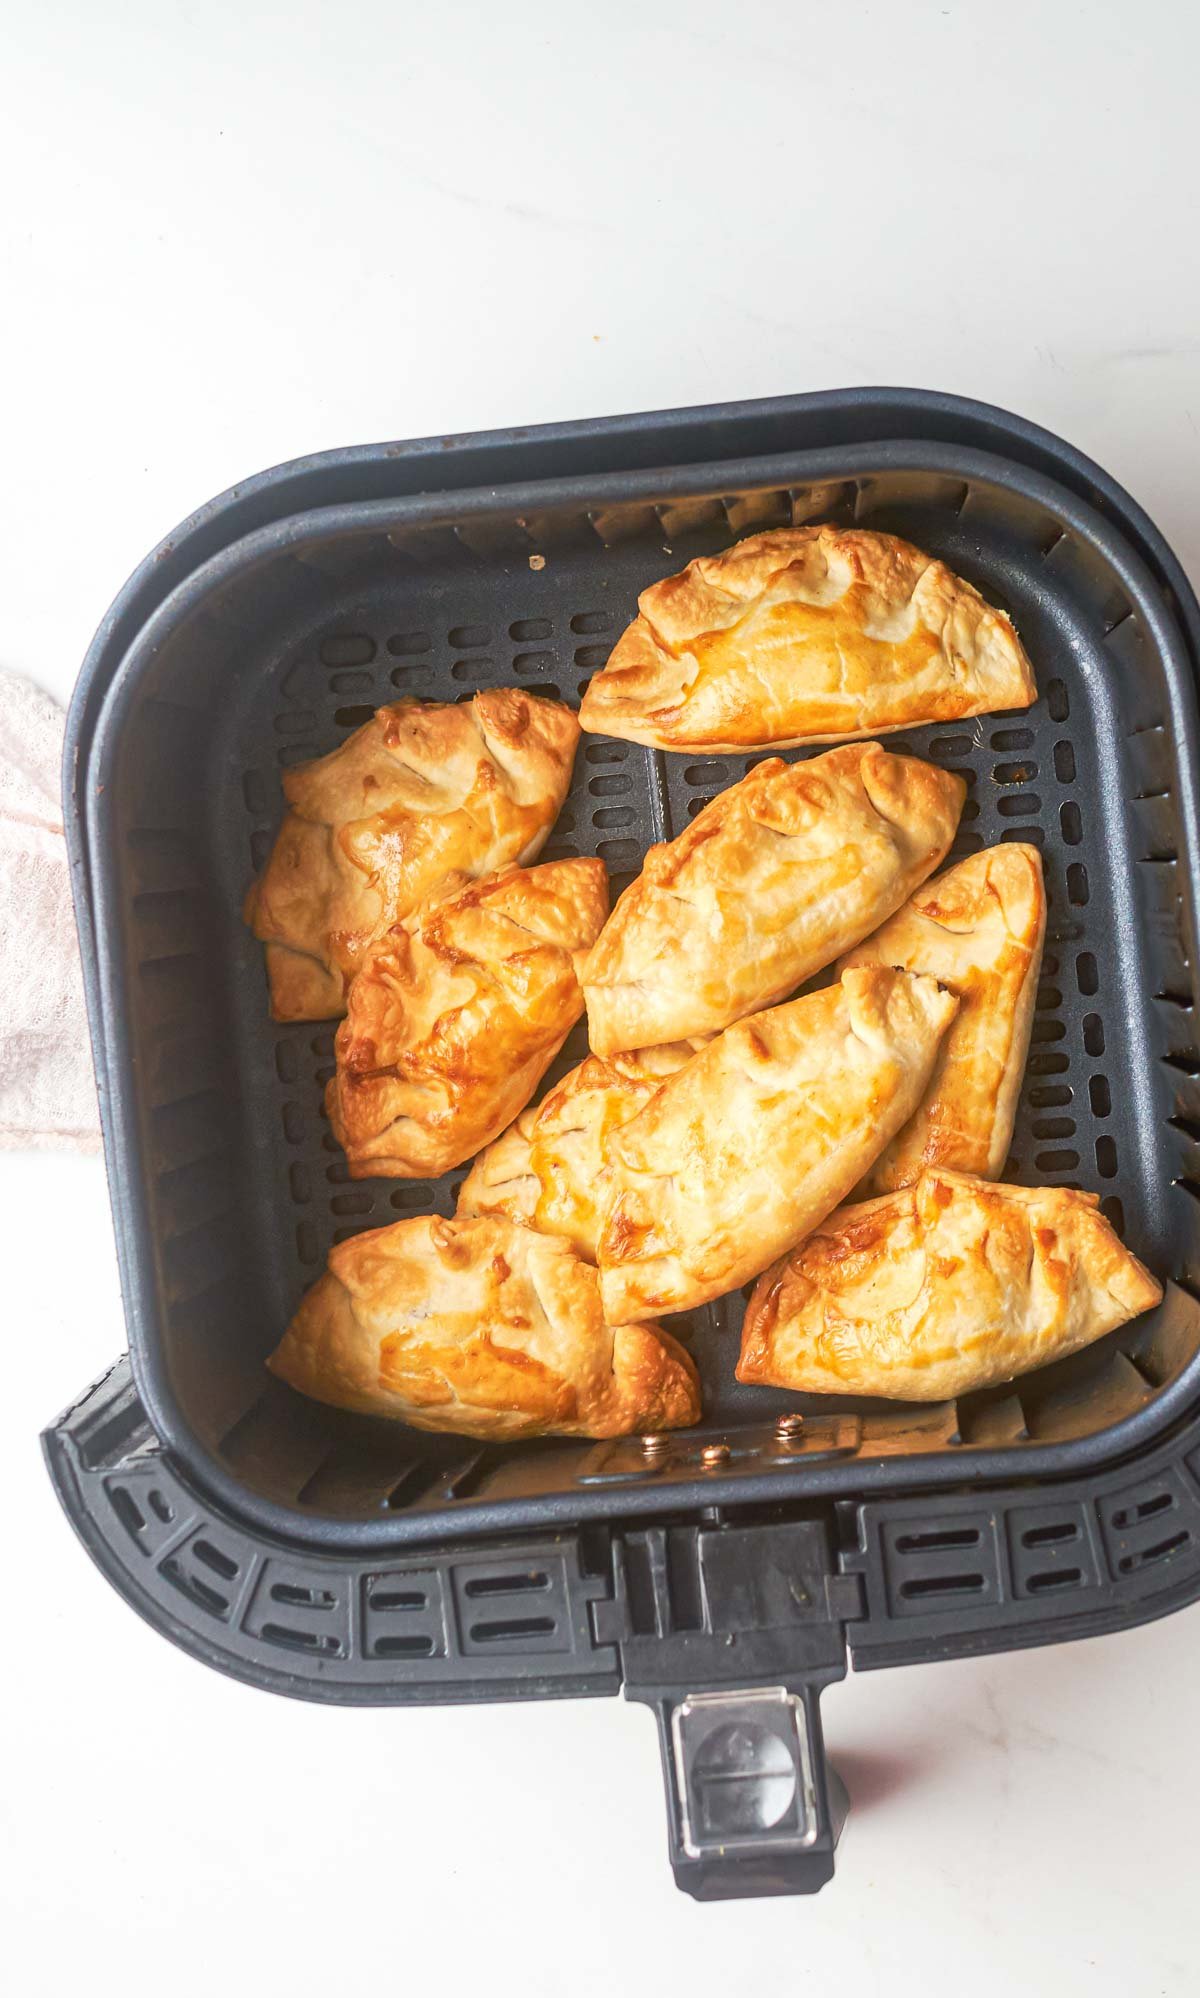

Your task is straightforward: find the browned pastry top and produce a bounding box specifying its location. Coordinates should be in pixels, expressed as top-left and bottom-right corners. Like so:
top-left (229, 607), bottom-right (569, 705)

top-left (843, 842), bottom-right (1046, 1194)
top-left (327, 856), bottom-right (608, 1179)
top-left (579, 526), bottom-right (1035, 752)
top-left (581, 742), bottom-right (964, 1053)
top-left (456, 1039), bottom-right (704, 1259)
top-left (269, 1212), bottom-right (701, 1440)
top-left (738, 1169), bottom-right (1163, 1401)
top-left (596, 966), bottom-right (959, 1319)
top-left (244, 690), bottom-right (580, 1019)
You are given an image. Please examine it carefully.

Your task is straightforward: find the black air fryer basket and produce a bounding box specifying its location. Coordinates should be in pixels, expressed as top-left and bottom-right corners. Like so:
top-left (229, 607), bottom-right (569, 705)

top-left (48, 390), bottom-right (1200, 1899)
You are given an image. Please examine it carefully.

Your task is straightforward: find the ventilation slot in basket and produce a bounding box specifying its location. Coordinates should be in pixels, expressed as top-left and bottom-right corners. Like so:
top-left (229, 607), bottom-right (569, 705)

top-left (259, 1623), bottom-right (342, 1655)
top-left (468, 1615), bottom-right (558, 1643)
top-left (897, 1573), bottom-right (986, 1601)
top-left (883, 1516), bottom-right (1001, 1616)
top-left (462, 1570), bottom-right (550, 1598)
top-left (162, 1563), bottom-right (229, 1617)
top-left (1022, 1521), bottom-right (1078, 1548)
top-left (362, 1572), bottom-right (447, 1662)
top-left (1007, 1505), bottom-right (1100, 1598)
top-left (1100, 1478), bottom-right (1199, 1581)
top-left (893, 1528), bottom-right (980, 1554)
top-left (1024, 1567), bottom-right (1085, 1594)
top-left (107, 1478), bottom-right (178, 1553)
top-left (1116, 1531), bottom-right (1190, 1574)
top-left (373, 1633), bottom-right (438, 1658)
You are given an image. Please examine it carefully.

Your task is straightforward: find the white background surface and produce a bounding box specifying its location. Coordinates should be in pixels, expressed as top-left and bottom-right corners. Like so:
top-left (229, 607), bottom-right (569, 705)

top-left (3, 3), bottom-right (1200, 1992)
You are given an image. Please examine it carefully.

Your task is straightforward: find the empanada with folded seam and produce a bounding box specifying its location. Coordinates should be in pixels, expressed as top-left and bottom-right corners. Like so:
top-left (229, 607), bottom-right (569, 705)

top-left (326, 856), bottom-right (608, 1179)
top-left (737, 1169), bottom-right (1163, 1401)
top-left (268, 1213), bottom-right (701, 1441)
top-left (245, 690), bottom-right (580, 1020)
top-left (596, 966), bottom-right (959, 1320)
top-left (581, 741), bottom-right (964, 1053)
top-left (457, 1039), bottom-right (704, 1259)
top-left (579, 525), bottom-right (1036, 752)
top-left (842, 842), bottom-right (1046, 1195)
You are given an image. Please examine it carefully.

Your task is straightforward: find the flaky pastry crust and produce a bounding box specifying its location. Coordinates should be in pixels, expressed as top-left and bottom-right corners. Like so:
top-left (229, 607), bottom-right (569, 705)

top-left (326, 857), bottom-right (608, 1178)
top-left (457, 1040), bottom-right (704, 1258)
top-left (738, 1169), bottom-right (1162, 1400)
top-left (245, 691), bottom-right (580, 1019)
top-left (843, 843), bottom-right (1045, 1193)
top-left (579, 526), bottom-right (1035, 752)
top-left (269, 1213), bottom-right (701, 1439)
top-left (596, 966), bottom-right (959, 1318)
top-left (581, 742), bottom-right (964, 1052)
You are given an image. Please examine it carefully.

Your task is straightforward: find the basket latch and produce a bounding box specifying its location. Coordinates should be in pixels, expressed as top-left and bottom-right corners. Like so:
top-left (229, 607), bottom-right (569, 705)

top-left (600, 1517), bottom-right (857, 1899)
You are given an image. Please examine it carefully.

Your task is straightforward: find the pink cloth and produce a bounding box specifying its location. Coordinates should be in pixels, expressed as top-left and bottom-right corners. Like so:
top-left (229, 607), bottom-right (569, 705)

top-left (0, 672), bottom-right (101, 1151)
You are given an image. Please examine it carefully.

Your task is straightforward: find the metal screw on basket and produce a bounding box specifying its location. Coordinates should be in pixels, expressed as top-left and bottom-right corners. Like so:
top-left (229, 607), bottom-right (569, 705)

top-left (701, 1440), bottom-right (731, 1469)
top-left (641, 1433), bottom-right (670, 1463)
top-left (776, 1412), bottom-right (805, 1443)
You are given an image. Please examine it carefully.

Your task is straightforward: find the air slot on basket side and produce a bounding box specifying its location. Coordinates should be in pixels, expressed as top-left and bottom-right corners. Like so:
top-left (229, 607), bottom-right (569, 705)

top-left (1025, 1567), bottom-right (1084, 1594)
top-left (468, 1615), bottom-right (557, 1643)
top-left (193, 1539), bottom-right (239, 1581)
top-left (270, 1580), bottom-right (336, 1608)
top-left (260, 1623), bottom-right (343, 1655)
top-left (1022, 1520), bottom-right (1079, 1548)
top-left (897, 1573), bottom-right (986, 1601)
top-left (320, 634), bottom-right (376, 668)
top-left (894, 1527), bottom-right (980, 1554)
top-left (373, 1634), bottom-right (437, 1658)
top-left (109, 1485), bottom-right (146, 1542)
top-left (463, 1570), bottom-right (550, 1598)
top-left (1111, 1489), bottom-right (1175, 1529)
top-left (1117, 1531), bottom-right (1190, 1574)
top-left (161, 1558), bottom-right (229, 1619)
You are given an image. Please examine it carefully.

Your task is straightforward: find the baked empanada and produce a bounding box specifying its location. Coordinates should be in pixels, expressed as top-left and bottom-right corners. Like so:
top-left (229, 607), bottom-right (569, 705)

top-left (268, 1214), bottom-right (701, 1440)
top-left (596, 966), bottom-right (959, 1319)
top-left (581, 743), bottom-right (964, 1054)
top-left (579, 526), bottom-right (1036, 752)
top-left (245, 690), bottom-right (580, 1021)
top-left (457, 1040), bottom-right (704, 1259)
top-left (843, 843), bottom-right (1045, 1195)
top-left (737, 1169), bottom-right (1162, 1401)
top-left (326, 857), bottom-right (608, 1180)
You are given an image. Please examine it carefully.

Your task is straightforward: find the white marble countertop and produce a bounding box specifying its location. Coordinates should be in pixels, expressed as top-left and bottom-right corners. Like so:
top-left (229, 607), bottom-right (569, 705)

top-left (5, 3), bottom-right (1200, 1991)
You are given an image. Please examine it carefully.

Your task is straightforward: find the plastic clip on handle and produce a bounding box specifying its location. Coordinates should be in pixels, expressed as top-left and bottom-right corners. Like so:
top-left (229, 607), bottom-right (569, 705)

top-left (652, 1681), bottom-right (849, 1900)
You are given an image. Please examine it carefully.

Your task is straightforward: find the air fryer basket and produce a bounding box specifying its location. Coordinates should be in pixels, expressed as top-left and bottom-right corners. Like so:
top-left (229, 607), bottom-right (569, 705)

top-left (47, 393), bottom-right (1200, 1900)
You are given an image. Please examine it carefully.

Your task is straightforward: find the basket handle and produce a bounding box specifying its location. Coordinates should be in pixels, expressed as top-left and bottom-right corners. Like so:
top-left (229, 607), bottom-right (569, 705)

top-left (604, 1519), bottom-right (857, 1898)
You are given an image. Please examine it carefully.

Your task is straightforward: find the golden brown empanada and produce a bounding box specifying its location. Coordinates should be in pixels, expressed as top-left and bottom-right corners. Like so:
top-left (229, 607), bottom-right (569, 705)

top-left (268, 1214), bottom-right (701, 1440)
top-left (737, 1169), bottom-right (1162, 1401)
top-left (596, 967), bottom-right (958, 1319)
top-left (579, 526), bottom-right (1036, 752)
top-left (842, 843), bottom-right (1046, 1195)
top-left (245, 690), bottom-right (580, 1021)
top-left (456, 1040), bottom-right (704, 1259)
top-left (325, 857), bottom-right (608, 1180)
top-left (581, 743), bottom-right (964, 1054)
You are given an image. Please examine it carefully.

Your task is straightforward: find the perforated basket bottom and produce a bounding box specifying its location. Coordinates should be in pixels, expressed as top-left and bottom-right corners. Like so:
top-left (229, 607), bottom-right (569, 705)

top-left (101, 458), bottom-right (1200, 1530)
